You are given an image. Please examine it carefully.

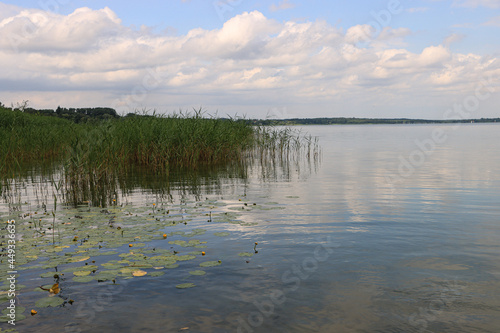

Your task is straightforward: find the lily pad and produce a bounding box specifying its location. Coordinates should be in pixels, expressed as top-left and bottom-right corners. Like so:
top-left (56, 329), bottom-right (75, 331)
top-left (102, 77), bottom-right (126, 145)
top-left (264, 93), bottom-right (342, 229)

top-left (1, 306), bottom-right (25, 315)
top-left (67, 256), bottom-right (90, 263)
top-left (168, 240), bottom-right (186, 246)
top-left (199, 261), bottom-right (222, 267)
top-left (189, 270), bottom-right (206, 276)
top-left (93, 271), bottom-right (118, 282)
top-left (174, 255), bottom-right (196, 261)
top-left (73, 271), bottom-right (91, 276)
top-left (34, 285), bottom-right (53, 293)
top-left (96, 251), bottom-right (118, 256)
top-left (62, 265), bottom-right (98, 273)
top-left (44, 246), bottom-right (68, 253)
top-left (128, 262), bottom-right (153, 268)
top-left (72, 276), bottom-right (94, 283)
top-left (35, 296), bottom-right (64, 308)
top-left (176, 283), bottom-right (196, 289)
top-left (40, 271), bottom-right (59, 278)
top-left (101, 263), bottom-right (125, 270)
top-left (132, 270), bottom-right (147, 277)
top-left (0, 313), bottom-right (26, 323)
top-left (238, 252), bottom-right (254, 257)
top-left (119, 268), bottom-right (137, 276)
top-left (168, 240), bottom-right (206, 248)
top-left (183, 229), bottom-right (206, 237)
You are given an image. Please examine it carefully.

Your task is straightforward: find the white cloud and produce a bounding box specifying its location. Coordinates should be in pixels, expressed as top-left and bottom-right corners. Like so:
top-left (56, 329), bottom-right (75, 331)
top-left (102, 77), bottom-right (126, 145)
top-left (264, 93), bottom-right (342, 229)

top-left (0, 2), bottom-right (21, 21)
top-left (0, 7), bottom-right (123, 52)
top-left (345, 24), bottom-right (374, 44)
top-left (0, 7), bottom-right (498, 118)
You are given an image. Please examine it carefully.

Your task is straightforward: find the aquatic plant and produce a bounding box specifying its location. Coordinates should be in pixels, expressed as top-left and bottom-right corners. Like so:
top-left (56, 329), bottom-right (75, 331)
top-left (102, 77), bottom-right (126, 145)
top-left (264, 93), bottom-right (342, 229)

top-left (0, 106), bottom-right (320, 206)
top-left (0, 193), bottom-right (289, 323)
top-left (0, 106), bottom-right (253, 173)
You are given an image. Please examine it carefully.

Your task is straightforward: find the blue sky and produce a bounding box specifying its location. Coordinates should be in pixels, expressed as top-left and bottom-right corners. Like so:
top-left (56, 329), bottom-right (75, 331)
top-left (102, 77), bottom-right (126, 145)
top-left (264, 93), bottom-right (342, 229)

top-left (0, 0), bottom-right (499, 118)
top-left (5, 0), bottom-right (498, 53)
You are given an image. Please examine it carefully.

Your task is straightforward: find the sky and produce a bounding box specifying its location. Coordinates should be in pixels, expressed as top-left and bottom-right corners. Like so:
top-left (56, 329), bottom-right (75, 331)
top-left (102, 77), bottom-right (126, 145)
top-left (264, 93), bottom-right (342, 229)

top-left (0, 0), bottom-right (499, 119)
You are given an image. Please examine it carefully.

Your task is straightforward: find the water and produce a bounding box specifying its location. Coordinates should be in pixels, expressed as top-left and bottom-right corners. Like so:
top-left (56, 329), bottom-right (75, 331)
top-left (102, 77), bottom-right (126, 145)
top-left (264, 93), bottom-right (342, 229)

top-left (2, 124), bottom-right (500, 332)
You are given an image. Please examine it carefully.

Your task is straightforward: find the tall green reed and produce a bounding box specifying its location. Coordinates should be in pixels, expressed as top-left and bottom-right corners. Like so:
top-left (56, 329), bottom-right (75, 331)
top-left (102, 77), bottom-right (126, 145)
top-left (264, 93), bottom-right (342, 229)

top-left (1, 106), bottom-right (319, 206)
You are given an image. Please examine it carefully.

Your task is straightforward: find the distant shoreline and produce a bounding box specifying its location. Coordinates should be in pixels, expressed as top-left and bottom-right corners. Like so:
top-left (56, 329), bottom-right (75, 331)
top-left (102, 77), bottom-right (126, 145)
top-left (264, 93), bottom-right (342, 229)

top-left (5, 104), bottom-right (499, 125)
top-left (249, 117), bottom-right (500, 126)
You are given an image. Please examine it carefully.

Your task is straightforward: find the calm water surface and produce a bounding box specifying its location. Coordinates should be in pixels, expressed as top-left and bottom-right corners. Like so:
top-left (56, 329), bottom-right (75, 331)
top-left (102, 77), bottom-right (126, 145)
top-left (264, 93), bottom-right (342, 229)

top-left (4, 124), bottom-right (500, 333)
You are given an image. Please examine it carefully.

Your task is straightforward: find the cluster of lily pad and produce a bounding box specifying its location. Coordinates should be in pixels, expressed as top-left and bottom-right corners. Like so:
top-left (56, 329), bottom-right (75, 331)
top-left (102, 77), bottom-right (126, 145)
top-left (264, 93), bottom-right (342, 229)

top-left (0, 196), bottom-right (285, 323)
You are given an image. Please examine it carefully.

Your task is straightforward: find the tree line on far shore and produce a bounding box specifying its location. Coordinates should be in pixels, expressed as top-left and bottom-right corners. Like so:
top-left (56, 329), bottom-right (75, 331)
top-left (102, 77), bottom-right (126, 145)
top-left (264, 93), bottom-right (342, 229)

top-left (2, 101), bottom-right (498, 125)
top-left (0, 100), bottom-right (130, 123)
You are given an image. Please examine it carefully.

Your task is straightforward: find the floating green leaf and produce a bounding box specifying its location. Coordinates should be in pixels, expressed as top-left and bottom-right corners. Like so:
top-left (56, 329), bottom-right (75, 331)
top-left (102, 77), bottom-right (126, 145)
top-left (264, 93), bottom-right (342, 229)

top-left (174, 255), bottom-right (196, 261)
top-left (1, 306), bottom-right (25, 315)
top-left (119, 267), bottom-right (137, 276)
top-left (183, 229), bottom-right (206, 237)
top-left (35, 296), bottom-right (64, 308)
top-left (168, 239), bottom-right (206, 248)
top-left (189, 270), bottom-right (206, 276)
top-left (66, 256), bottom-right (90, 263)
top-left (44, 246), bottom-right (68, 253)
top-left (176, 283), bottom-right (196, 289)
top-left (40, 271), bottom-right (58, 278)
top-left (34, 285), bottom-right (53, 293)
top-left (199, 261), bottom-right (221, 267)
top-left (0, 313), bottom-right (26, 323)
top-left (93, 270), bottom-right (118, 282)
top-left (238, 252), bottom-right (254, 257)
top-left (101, 263), bottom-right (125, 270)
top-left (62, 265), bottom-right (98, 273)
top-left (72, 276), bottom-right (94, 283)
top-left (132, 270), bottom-right (147, 277)
top-left (168, 240), bottom-right (187, 246)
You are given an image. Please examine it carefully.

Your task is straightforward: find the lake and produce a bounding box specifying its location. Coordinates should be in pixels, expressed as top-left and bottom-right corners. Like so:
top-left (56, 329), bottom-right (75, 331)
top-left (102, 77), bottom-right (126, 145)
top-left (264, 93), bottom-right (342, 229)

top-left (2, 124), bottom-right (500, 333)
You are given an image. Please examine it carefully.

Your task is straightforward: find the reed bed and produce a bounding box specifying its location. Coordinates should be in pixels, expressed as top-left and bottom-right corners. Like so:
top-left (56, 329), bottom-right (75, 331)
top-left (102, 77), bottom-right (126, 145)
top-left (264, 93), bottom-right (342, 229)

top-left (1, 106), bottom-right (319, 205)
top-left (252, 125), bottom-right (320, 161)
top-left (1, 107), bottom-right (253, 173)
top-left (0, 106), bottom-right (75, 175)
